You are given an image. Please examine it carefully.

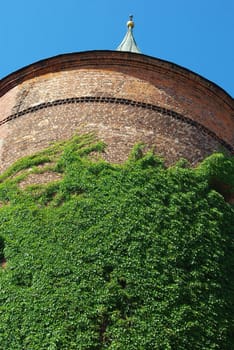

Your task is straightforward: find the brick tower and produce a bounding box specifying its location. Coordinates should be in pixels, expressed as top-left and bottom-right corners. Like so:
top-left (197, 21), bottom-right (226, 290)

top-left (0, 17), bottom-right (233, 173)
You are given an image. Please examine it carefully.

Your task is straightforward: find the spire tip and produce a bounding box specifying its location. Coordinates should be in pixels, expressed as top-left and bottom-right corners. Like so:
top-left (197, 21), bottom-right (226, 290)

top-left (127, 15), bottom-right (134, 29)
top-left (117, 15), bottom-right (141, 54)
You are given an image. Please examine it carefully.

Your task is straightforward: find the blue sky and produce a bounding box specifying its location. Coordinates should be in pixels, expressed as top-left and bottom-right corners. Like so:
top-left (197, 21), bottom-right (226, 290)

top-left (0, 0), bottom-right (233, 97)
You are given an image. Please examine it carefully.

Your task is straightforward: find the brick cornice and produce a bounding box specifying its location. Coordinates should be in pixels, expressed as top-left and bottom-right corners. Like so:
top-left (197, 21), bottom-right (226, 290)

top-left (0, 51), bottom-right (233, 110)
top-left (1, 96), bottom-right (233, 153)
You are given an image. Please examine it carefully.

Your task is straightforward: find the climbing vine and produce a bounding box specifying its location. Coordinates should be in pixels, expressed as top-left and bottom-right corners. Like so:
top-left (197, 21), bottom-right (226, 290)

top-left (0, 134), bottom-right (233, 349)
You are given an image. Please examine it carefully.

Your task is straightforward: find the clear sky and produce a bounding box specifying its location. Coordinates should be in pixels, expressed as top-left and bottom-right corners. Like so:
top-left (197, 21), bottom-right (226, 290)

top-left (0, 0), bottom-right (233, 97)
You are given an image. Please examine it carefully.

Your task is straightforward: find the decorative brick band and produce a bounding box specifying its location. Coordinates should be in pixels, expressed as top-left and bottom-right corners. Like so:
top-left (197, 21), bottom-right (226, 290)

top-left (1, 96), bottom-right (233, 153)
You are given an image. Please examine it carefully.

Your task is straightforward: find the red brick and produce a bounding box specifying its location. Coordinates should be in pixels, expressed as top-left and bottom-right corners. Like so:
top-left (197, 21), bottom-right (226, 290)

top-left (0, 51), bottom-right (233, 172)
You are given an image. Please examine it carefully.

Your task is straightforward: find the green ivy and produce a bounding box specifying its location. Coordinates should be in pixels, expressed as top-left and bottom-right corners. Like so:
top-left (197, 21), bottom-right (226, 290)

top-left (0, 134), bottom-right (233, 349)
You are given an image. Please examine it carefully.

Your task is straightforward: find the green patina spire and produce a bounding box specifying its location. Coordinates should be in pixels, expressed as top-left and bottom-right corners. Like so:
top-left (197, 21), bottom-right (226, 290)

top-left (117, 15), bottom-right (141, 53)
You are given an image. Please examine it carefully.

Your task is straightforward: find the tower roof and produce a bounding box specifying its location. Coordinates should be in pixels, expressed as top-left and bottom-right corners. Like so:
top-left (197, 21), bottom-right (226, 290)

top-left (117, 15), bottom-right (141, 53)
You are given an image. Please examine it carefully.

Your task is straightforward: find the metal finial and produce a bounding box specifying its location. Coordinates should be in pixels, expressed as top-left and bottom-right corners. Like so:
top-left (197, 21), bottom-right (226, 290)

top-left (127, 14), bottom-right (134, 29)
top-left (117, 15), bottom-right (141, 53)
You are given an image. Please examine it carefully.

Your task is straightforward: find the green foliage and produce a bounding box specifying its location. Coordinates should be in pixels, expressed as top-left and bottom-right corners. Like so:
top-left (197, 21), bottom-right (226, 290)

top-left (0, 236), bottom-right (4, 260)
top-left (196, 152), bottom-right (234, 198)
top-left (0, 134), bottom-right (233, 349)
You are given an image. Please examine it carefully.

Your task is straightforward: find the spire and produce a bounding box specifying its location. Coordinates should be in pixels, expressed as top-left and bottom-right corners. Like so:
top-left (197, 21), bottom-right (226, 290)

top-left (117, 15), bottom-right (141, 54)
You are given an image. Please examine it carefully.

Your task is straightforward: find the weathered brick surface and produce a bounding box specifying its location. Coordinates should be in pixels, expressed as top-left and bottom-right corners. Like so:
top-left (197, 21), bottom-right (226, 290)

top-left (0, 51), bottom-right (233, 172)
top-left (0, 103), bottom-right (225, 172)
top-left (19, 172), bottom-right (62, 189)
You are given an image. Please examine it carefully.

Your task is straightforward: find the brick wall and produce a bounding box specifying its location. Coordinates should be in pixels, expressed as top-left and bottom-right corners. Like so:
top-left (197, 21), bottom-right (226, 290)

top-left (0, 51), bottom-right (233, 172)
